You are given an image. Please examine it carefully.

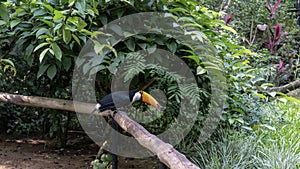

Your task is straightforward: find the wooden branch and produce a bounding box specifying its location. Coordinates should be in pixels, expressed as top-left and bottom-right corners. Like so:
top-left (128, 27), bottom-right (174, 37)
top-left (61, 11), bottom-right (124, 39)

top-left (266, 79), bottom-right (300, 93)
top-left (0, 92), bottom-right (95, 114)
top-left (0, 92), bottom-right (200, 169)
top-left (114, 111), bottom-right (200, 169)
top-left (287, 88), bottom-right (300, 97)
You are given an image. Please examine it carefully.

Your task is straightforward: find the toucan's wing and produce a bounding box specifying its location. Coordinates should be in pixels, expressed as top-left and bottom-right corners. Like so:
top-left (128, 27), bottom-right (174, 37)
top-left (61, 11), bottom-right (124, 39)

top-left (98, 90), bottom-right (137, 111)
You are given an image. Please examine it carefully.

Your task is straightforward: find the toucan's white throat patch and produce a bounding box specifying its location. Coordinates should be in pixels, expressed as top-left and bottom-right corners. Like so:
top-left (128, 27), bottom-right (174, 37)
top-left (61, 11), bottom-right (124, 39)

top-left (132, 92), bottom-right (142, 103)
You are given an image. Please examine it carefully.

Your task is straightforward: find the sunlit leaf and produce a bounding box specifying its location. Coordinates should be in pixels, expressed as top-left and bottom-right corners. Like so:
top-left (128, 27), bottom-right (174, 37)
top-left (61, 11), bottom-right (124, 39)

top-left (182, 55), bottom-right (200, 64)
top-left (63, 29), bottom-right (72, 44)
top-left (78, 17), bottom-right (87, 31)
top-left (42, 4), bottom-right (54, 13)
top-left (0, 20), bottom-right (6, 26)
top-left (72, 34), bottom-right (81, 45)
top-left (36, 28), bottom-right (50, 38)
top-left (39, 48), bottom-right (50, 63)
top-left (41, 19), bottom-right (54, 27)
top-left (260, 124), bottom-right (276, 131)
top-left (220, 24), bottom-right (237, 34)
top-left (10, 20), bottom-right (21, 29)
top-left (254, 93), bottom-right (266, 99)
top-left (284, 96), bottom-right (300, 104)
top-left (242, 126), bottom-right (253, 131)
top-left (196, 66), bottom-right (207, 75)
top-left (53, 10), bottom-right (66, 21)
top-left (229, 118), bottom-right (234, 125)
top-left (34, 42), bottom-right (50, 52)
top-left (268, 91), bottom-right (277, 97)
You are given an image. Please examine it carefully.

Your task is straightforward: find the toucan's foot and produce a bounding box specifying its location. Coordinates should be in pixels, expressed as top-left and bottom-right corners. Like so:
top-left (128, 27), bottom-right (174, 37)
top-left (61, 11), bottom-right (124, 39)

top-left (113, 110), bottom-right (119, 117)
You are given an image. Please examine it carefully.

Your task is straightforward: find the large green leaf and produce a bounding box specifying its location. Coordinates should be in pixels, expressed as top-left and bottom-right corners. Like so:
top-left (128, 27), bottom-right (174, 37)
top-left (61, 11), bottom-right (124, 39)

top-left (75, 0), bottom-right (86, 14)
top-left (196, 66), bottom-right (207, 75)
top-left (166, 41), bottom-right (177, 54)
top-left (47, 65), bottom-right (57, 80)
top-left (53, 10), bottom-right (66, 21)
top-left (37, 64), bottom-right (50, 78)
top-left (0, 59), bottom-right (15, 67)
top-left (63, 28), bottom-right (72, 44)
top-left (62, 57), bottom-right (72, 71)
top-left (42, 4), bottom-right (54, 13)
top-left (77, 17), bottom-right (87, 31)
top-left (71, 34), bottom-right (81, 45)
top-left (34, 42), bottom-right (50, 52)
top-left (10, 20), bottom-right (21, 29)
top-left (41, 19), bottom-right (54, 27)
top-left (0, 20), bottom-right (6, 26)
top-left (39, 48), bottom-right (50, 63)
top-left (33, 8), bottom-right (47, 17)
top-left (25, 44), bottom-right (35, 66)
top-left (0, 3), bottom-right (9, 22)
top-left (51, 43), bottom-right (62, 61)
top-left (124, 39), bottom-right (135, 51)
top-left (36, 28), bottom-right (50, 38)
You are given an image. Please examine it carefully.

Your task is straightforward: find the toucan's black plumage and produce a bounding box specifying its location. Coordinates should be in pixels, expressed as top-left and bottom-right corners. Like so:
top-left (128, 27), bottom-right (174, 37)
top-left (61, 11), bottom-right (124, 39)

top-left (97, 89), bottom-right (138, 112)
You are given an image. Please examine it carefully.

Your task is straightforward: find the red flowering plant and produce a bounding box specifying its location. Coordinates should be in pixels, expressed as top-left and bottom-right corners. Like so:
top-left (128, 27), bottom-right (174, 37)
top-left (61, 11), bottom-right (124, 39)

top-left (278, 60), bottom-right (286, 72)
top-left (265, 0), bottom-right (281, 21)
top-left (225, 14), bottom-right (232, 25)
top-left (262, 0), bottom-right (293, 84)
top-left (264, 22), bottom-right (288, 53)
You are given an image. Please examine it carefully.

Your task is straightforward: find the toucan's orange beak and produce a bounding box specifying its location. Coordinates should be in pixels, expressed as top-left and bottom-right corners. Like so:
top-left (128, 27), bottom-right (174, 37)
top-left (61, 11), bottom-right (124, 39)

top-left (140, 91), bottom-right (161, 111)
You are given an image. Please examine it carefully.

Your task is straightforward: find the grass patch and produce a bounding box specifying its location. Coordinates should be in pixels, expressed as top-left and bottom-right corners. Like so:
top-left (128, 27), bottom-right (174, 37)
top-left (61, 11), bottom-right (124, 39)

top-left (188, 101), bottom-right (300, 169)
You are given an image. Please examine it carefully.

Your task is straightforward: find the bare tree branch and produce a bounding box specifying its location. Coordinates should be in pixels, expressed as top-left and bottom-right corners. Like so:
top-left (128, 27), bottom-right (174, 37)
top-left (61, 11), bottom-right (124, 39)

top-left (266, 79), bottom-right (300, 93)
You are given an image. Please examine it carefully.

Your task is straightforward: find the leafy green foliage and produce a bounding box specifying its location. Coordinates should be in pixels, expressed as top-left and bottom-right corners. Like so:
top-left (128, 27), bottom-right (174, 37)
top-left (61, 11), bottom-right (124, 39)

top-left (0, 0), bottom-right (103, 79)
top-left (0, 0), bottom-right (262, 138)
top-left (1, 2), bottom-right (298, 168)
top-left (224, 0), bottom-right (300, 86)
top-left (91, 153), bottom-right (112, 169)
top-left (185, 101), bottom-right (300, 169)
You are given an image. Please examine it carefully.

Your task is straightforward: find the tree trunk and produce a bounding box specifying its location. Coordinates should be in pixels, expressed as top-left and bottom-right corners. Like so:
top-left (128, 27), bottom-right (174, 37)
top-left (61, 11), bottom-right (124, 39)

top-left (0, 92), bottom-right (200, 169)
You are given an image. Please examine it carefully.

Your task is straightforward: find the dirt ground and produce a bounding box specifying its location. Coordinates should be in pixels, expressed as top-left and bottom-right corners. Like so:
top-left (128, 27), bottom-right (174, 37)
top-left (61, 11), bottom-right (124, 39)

top-left (0, 134), bottom-right (159, 169)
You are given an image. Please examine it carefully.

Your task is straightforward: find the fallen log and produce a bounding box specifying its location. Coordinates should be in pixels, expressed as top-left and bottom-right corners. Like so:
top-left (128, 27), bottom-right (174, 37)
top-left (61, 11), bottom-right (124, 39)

top-left (0, 92), bottom-right (200, 169)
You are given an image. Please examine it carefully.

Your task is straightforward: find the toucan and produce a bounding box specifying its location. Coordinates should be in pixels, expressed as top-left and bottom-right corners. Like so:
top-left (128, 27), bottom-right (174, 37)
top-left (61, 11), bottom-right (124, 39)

top-left (91, 89), bottom-right (161, 114)
top-left (91, 89), bottom-right (167, 169)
